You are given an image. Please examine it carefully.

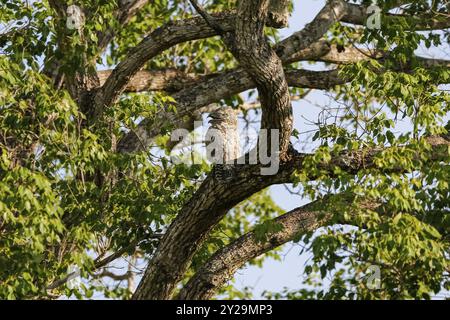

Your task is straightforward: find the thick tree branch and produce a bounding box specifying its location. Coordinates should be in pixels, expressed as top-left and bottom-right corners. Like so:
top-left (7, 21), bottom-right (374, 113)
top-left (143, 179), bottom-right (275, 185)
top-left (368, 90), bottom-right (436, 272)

top-left (100, 48), bottom-right (448, 96)
top-left (116, 68), bottom-right (342, 154)
top-left (105, 57), bottom-right (449, 98)
top-left (232, 0), bottom-right (292, 159)
top-left (94, 10), bottom-right (287, 111)
top-left (97, 68), bottom-right (217, 93)
top-left (177, 198), bottom-right (342, 299)
top-left (177, 190), bottom-right (394, 299)
top-left (275, 0), bottom-right (348, 60)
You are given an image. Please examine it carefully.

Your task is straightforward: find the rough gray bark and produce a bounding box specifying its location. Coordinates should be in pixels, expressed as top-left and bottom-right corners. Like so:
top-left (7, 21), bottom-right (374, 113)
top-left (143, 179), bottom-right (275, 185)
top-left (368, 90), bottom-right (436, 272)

top-left (268, 0), bottom-right (290, 28)
top-left (233, 0), bottom-right (293, 160)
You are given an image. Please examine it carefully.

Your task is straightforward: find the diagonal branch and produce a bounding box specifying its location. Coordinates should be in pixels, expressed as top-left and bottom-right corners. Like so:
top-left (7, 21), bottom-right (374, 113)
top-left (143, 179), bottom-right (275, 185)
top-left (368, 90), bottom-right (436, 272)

top-left (341, 2), bottom-right (450, 30)
top-left (93, 13), bottom-right (236, 113)
top-left (177, 191), bottom-right (392, 299)
top-left (275, 0), bottom-right (348, 60)
top-left (177, 197), bottom-right (345, 300)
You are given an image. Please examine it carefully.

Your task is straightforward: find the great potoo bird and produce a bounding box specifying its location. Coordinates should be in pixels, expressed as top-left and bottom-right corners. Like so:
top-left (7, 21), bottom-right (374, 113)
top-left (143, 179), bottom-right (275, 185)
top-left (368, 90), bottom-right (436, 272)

top-left (66, 5), bottom-right (85, 31)
top-left (206, 107), bottom-right (240, 181)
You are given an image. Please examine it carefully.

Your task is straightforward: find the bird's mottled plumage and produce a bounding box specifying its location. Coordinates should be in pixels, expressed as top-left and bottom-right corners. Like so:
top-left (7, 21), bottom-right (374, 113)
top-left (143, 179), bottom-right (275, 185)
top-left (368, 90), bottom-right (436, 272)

top-left (206, 107), bottom-right (240, 164)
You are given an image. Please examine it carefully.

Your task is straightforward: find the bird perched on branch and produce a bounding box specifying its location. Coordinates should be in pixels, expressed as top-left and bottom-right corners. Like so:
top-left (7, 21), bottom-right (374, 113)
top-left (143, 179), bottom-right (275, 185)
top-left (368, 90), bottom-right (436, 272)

top-left (206, 107), bottom-right (240, 181)
top-left (66, 5), bottom-right (85, 32)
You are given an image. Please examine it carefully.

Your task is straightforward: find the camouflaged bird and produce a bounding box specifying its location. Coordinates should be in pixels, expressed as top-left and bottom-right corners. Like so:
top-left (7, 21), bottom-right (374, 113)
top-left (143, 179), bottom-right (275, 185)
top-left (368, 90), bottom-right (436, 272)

top-left (206, 107), bottom-right (240, 181)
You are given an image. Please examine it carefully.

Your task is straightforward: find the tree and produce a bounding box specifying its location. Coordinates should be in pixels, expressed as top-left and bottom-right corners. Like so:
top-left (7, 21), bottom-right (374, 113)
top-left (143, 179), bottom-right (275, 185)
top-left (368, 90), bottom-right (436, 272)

top-left (0, 0), bottom-right (449, 300)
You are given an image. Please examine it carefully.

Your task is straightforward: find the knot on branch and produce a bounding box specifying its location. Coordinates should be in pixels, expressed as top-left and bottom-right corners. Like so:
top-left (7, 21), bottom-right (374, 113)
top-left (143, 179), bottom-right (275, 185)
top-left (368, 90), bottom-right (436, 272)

top-left (268, 0), bottom-right (290, 28)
